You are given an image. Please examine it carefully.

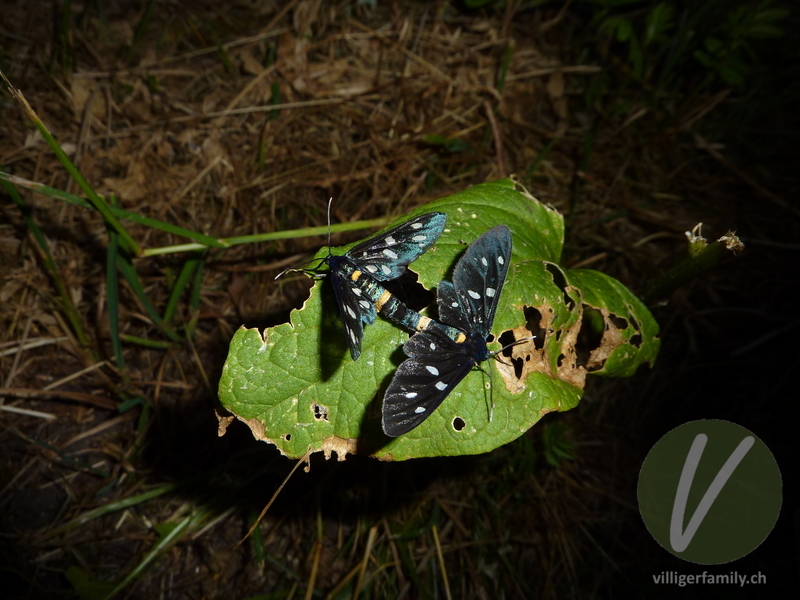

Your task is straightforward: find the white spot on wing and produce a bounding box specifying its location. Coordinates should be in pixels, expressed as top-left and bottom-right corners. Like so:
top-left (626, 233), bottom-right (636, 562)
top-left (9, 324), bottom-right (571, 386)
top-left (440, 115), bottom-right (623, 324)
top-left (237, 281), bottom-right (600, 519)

top-left (383, 248), bottom-right (398, 259)
top-left (415, 406), bottom-right (426, 414)
top-left (346, 305), bottom-right (357, 319)
top-left (405, 392), bottom-right (418, 399)
top-left (352, 287), bottom-right (362, 296)
top-left (425, 365), bottom-right (439, 376)
top-left (365, 265), bottom-right (378, 273)
top-left (468, 290), bottom-right (480, 299)
top-left (412, 234), bottom-right (426, 242)
top-left (359, 300), bottom-right (371, 309)
top-left (411, 222), bottom-right (422, 229)
top-left (381, 265), bottom-right (391, 275)
top-left (385, 236), bottom-right (396, 245)
top-left (497, 255), bottom-right (504, 265)
top-left (481, 257), bottom-right (488, 267)
top-left (486, 287), bottom-right (496, 297)
top-left (435, 381), bottom-right (448, 391)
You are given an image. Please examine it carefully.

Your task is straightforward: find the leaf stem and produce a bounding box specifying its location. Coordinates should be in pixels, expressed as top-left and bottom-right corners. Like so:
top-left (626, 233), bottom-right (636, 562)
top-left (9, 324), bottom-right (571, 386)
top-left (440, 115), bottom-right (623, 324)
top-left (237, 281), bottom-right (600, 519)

top-left (641, 227), bottom-right (744, 306)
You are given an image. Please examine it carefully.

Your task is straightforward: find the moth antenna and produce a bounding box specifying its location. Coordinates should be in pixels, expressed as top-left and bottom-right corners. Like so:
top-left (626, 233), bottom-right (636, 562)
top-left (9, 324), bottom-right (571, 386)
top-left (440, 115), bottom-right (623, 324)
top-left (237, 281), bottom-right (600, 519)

top-left (274, 255), bottom-right (328, 280)
top-left (275, 198), bottom-right (336, 281)
top-left (493, 335), bottom-right (536, 357)
top-left (273, 266), bottom-right (298, 281)
top-left (489, 363), bottom-right (495, 423)
top-left (486, 335), bottom-right (536, 419)
top-left (326, 197), bottom-right (333, 252)
top-left (471, 361), bottom-right (497, 423)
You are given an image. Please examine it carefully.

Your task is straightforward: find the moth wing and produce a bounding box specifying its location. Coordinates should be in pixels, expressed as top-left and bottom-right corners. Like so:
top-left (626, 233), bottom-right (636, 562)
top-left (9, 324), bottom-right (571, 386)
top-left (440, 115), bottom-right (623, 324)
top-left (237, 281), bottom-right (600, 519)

top-left (329, 269), bottom-right (376, 360)
top-left (450, 225), bottom-right (511, 338)
top-left (381, 329), bottom-right (474, 437)
top-left (436, 280), bottom-right (472, 333)
top-left (346, 212), bottom-right (447, 281)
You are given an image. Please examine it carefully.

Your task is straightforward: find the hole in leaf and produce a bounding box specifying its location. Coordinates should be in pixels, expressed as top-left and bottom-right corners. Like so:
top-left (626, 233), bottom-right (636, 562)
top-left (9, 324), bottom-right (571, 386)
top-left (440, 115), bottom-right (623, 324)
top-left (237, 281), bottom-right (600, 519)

top-left (545, 263), bottom-right (575, 310)
top-left (511, 356), bottom-right (523, 378)
top-left (283, 433), bottom-right (292, 441)
top-left (311, 402), bottom-right (329, 421)
top-left (523, 306), bottom-right (545, 350)
top-left (609, 314), bottom-right (629, 330)
top-left (452, 417), bottom-right (465, 431)
top-left (576, 306), bottom-right (604, 368)
top-left (498, 330), bottom-right (516, 356)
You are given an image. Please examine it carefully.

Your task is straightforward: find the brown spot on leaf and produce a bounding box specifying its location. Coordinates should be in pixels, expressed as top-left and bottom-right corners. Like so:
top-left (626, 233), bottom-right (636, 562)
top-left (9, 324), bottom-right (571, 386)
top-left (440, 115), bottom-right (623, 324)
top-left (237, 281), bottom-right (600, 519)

top-left (321, 436), bottom-right (357, 461)
top-left (237, 415), bottom-right (268, 442)
top-left (311, 401), bottom-right (329, 421)
top-left (497, 301), bottom-right (588, 392)
top-left (586, 307), bottom-right (626, 372)
top-left (216, 410), bottom-right (234, 437)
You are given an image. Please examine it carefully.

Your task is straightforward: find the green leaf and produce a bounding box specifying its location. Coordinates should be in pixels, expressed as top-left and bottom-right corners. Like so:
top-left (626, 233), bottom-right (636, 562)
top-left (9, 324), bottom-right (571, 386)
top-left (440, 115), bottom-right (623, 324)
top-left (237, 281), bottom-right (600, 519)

top-left (718, 63), bottom-right (746, 87)
top-left (644, 3), bottom-right (674, 46)
top-left (627, 32), bottom-right (644, 79)
top-left (218, 179), bottom-right (659, 461)
top-left (463, 0), bottom-right (499, 8)
top-left (422, 134), bottom-right (470, 153)
top-left (65, 566), bottom-right (116, 600)
top-left (693, 50), bottom-right (714, 68)
top-left (615, 19), bottom-right (633, 42)
top-left (704, 37), bottom-right (724, 54)
top-left (565, 269), bottom-right (660, 377)
top-left (154, 521), bottom-right (181, 538)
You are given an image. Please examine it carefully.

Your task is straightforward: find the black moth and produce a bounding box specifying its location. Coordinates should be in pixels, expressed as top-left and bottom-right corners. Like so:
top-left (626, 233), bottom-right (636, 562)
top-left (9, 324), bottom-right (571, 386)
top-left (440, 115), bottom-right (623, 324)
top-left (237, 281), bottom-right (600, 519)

top-left (320, 212), bottom-right (447, 361)
top-left (382, 225), bottom-right (512, 437)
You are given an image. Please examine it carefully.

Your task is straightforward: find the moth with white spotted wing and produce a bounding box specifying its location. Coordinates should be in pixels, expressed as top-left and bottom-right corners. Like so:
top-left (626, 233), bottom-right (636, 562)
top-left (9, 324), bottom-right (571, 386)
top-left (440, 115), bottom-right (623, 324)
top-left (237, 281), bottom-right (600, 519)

top-left (381, 225), bottom-right (512, 437)
top-left (319, 212), bottom-right (448, 360)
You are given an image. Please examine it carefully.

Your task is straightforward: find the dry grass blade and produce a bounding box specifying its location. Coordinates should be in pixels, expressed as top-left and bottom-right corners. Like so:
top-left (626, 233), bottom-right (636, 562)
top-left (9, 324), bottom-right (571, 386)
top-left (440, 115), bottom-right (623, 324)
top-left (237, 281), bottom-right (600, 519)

top-left (233, 450), bottom-right (312, 548)
top-left (352, 525), bottom-right (379, 600)
top-left (431, 524), bottom-right (452, 600)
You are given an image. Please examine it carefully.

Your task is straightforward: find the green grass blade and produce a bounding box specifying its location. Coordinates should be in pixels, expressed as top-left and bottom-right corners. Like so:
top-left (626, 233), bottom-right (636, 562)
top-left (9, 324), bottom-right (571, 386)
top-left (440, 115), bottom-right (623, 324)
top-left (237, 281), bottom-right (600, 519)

top-left (1, 169), bottom-right (94, 356)
top-left (142, 217), bottom-right (390, 257)
top-left (524, 138), bottom-right (558, 179)
top-left (20, 434), bottom-right (110, 478)
top-left (1, 74), bottom-right (142, 255)
top-left (119, 334), bottom-right (174, 349)
top-left (497, 43), bottom-right (513, 94)
top-left (132, 0), bottom-right (157, 48)
top-left (163, 254), bottom-right (202, 324)
top-left (185, 253), bottom-right (207, 337)
top-left (46, 483), bottom-right (179, 538)
top-left (106, 195), bottom-right (125, 370)
top-left (102, 512), bottom-right (198, 599)
top-left (0, 171), bottom-right (226, 248)
top-left (116, 253), bottom-right (181, 342)
top-left (0, 170), bottom-right (390, 257)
